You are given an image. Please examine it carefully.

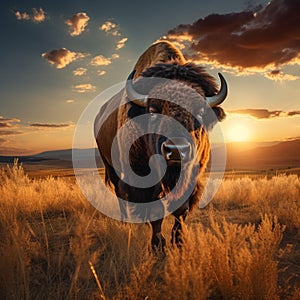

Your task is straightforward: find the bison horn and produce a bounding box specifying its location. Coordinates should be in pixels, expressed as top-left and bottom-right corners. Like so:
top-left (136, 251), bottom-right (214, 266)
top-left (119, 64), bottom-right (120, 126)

top-left (206, 73), bottom-right (228, 107)
top-left (125, 70), bottom-right (148, 107)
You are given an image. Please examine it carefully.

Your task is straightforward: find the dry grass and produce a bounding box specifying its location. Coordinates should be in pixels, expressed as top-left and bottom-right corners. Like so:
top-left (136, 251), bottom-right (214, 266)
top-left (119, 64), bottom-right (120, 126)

top-left (0, 162), bottom-right (299, 299)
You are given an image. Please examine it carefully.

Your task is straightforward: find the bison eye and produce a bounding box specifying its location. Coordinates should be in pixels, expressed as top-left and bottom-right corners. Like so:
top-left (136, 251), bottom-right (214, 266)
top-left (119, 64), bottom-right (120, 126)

top-left (196, 113), bottom-right (203, 123)
top-left (196, 108), bottom-right (205, 123)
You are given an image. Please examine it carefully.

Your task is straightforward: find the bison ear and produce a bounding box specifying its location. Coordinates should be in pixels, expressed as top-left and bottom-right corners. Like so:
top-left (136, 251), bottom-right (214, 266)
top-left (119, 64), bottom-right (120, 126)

top-left (212, 107), bottom-right (226, 122)
top-left (204, 107), bottom-right (226, 131)
top-left (128, 103), bottom-right (147, 119)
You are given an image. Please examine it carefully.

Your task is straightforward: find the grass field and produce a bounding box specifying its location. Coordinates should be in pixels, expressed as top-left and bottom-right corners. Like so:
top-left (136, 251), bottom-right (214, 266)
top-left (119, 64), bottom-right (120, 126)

top-left (0, 162), bottom-right (299, 299)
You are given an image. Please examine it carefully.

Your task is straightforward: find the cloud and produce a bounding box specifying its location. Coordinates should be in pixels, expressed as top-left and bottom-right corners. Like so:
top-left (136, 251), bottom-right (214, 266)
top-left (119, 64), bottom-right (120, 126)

top-left (90, 53), bottom-right (120, 66)
top-left (0, 117), bottom-right (20, 128)
top-left (111, 53), bottom-right (119, 59)
top-left (166, 0), bottom-right (300, 78)
top-left (28, 122), bottom-right (74, 128)
top-left (287, 110), bottom-right (300, 117)
top-left (97, 70), bottom-right (106, 76)
top-left (0, 123), bottom-right (12, 128)
top-left (265, 69), bottom-right (299, 81)
top-left (0, 130), bottom-right (23, 136)
top-left (41, 48), bottom-right (87, 69)
top-left (15, 8), bottom-right (45, 23)
top-left (90, 55), bottom-right (111, 66)
top-left (65, 12), bottom-right (90, 36)
top-left (100, 21), bottom-right (121, 36)
top-left (229, 109), bottom-right (281, 119)
top-left (0, 116), bottom-right (22, 137)
top-left (32, 8), bottom-right (46, 23)
top-left (229, 109), bottom-right (300, 119)
top-left (99, 21), bottom-right (128, 51)
top-left (15, 11), bottom-right (30, 21)
top-left (73, 67), bottom-right (87, 76)
top-left (116, 37), bottom-right (128, 50)
top-left (73, 84), bottom-right (96, 93)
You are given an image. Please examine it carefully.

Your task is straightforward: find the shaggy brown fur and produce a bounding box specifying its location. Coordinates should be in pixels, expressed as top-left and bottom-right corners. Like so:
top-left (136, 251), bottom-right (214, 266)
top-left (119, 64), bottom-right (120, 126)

top-left (133, 41), bottom-right (186, 78)
top-left (94, 41), bottom-right (227, 250)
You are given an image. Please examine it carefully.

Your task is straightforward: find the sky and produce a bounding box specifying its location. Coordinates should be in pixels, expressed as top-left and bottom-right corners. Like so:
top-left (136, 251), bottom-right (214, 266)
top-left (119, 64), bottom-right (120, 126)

top-left (1, 0), bottom-right (300, 155)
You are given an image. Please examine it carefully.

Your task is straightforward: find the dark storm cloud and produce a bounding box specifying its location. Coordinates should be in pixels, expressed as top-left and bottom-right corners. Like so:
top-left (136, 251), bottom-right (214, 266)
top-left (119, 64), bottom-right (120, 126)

top-left (167, 0), bottom-right (300, 72)
top-left (229, 108), bottom-right (300, 119)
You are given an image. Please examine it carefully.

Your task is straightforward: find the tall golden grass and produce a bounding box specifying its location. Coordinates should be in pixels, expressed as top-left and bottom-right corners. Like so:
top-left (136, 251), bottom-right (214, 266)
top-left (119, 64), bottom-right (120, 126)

top-left (0, 162), bottom-right (299, 299)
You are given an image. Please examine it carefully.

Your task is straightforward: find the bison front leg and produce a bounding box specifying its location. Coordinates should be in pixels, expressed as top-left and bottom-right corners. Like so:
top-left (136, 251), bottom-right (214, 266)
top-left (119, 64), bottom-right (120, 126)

top-left (171, 202), bottom-right (189, 246)
top-left (150, 219), bottom-right (166, 251)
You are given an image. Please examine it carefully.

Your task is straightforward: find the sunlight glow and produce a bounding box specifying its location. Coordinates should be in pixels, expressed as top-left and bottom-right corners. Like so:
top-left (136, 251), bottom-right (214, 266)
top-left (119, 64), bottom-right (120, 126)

top-left (225, 123), bottom-right (251, 142)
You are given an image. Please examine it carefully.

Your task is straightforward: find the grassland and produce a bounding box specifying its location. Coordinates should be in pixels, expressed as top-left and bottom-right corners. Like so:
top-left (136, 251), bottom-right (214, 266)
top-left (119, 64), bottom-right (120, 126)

top-left (0, 162), bottom-right (299, 299)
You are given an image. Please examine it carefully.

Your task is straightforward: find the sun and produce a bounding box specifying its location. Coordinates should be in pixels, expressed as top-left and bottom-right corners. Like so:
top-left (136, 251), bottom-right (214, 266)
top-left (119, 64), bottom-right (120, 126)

top-left (225, 123), bottom-right (251, 142)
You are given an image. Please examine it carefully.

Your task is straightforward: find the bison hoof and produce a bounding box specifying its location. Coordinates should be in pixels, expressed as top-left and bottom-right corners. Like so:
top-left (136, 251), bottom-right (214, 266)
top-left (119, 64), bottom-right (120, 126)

top-left (151, 234), bottom-right (166, 253)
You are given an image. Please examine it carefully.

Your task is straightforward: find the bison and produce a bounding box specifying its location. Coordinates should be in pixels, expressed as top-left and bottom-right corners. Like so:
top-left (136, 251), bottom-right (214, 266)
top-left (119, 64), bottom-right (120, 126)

top-left (94, 41), bottom-right (228, 250)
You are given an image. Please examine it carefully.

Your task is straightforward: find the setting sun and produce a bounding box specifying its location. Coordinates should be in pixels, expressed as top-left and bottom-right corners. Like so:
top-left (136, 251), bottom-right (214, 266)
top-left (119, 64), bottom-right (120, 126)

top-left (225, 123), bottom-right (251, 142)
top-left (222, 116), bottom-right (253, 143)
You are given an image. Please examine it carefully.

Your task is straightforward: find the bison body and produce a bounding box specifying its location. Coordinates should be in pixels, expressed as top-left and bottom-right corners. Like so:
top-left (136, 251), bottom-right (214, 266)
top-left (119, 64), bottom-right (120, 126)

top-left (94, 41), bottom-right (227, 249)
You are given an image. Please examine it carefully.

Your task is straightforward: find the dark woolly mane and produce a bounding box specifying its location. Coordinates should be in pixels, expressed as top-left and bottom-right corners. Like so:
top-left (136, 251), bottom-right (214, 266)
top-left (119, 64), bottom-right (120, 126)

top-left (141, 63), bottom-right (218, 97)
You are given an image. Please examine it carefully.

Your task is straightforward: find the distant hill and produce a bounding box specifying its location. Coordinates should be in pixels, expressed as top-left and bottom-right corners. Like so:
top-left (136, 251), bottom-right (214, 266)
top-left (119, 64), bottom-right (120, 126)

top-left (0, 148), bottom-right (101, 169)
top-left (226, 139), bottom-right (300, 169)
top-left (36, 148), bottom-right (100, 161)
top-left (1, 140), bottom-right (300, 171)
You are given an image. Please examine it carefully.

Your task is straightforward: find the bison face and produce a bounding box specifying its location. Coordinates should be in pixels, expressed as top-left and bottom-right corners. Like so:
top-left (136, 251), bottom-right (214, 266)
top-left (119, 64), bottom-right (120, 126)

top-left (146, 94), bottom-right (207, 168)
top-left (124, 65), bottom-right (227, 199)
top-left (128, 78), bottom-right (226, 170)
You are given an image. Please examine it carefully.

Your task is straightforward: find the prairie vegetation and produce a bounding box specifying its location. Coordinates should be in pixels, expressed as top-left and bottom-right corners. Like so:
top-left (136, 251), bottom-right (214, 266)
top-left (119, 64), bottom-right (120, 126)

top-left (0, 162), bottom-right (299, 299)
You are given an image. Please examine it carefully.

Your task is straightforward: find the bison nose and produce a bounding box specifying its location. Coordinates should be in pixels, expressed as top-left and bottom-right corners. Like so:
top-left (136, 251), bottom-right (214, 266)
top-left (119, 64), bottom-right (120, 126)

top-left (161, 137), bottom-right (191, 163)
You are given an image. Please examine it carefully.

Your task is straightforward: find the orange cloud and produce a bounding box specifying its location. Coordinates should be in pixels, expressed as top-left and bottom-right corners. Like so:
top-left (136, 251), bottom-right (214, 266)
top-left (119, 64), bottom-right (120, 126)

top-left (100, 21), bottom-right (120, 36)
top-left (15, 8), bottom-right (45, 23)
top-left (32, 8), bottom-right (46, 23)
top-left (65, 12), bottom-right (90, 36)
top-left (116, 37), bottom-right (128, 50)
top-left (73, 84), bottom-right (96, 93)
top-left (73, 67), bottom-right (87, 76)
top-left (0, 116), bottom-right (20, 128)
top-left (15, 11), bottom-right (30, 21)
top-left (97, 70), bottom-right (106, 76)
top-left (229, 109), bottom-right (300, 119)
top-left (0, 116), bottom-right (22, 139)
top-left (28, 122), bottom-right (74, 128)
top-left (90, 53), bottom-right (120, 66)
top-left (0, 130), bottom-right (22, 136)
top-left (265, 69), bottom-right (299, 81)
top-left (90, 55), bottom-right (111, 66)
top-left (41, 48), bottom-right (87, 69)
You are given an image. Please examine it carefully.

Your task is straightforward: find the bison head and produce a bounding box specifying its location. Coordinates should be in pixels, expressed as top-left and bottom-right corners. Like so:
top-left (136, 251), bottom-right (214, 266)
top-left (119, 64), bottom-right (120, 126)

top-left (123, 63), bottom-right (227, 201)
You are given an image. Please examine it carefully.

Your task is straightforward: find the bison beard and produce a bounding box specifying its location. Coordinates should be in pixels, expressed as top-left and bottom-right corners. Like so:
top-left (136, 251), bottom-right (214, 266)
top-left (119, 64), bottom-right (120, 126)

top-left (94, 41), bottom-right (227, 251)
